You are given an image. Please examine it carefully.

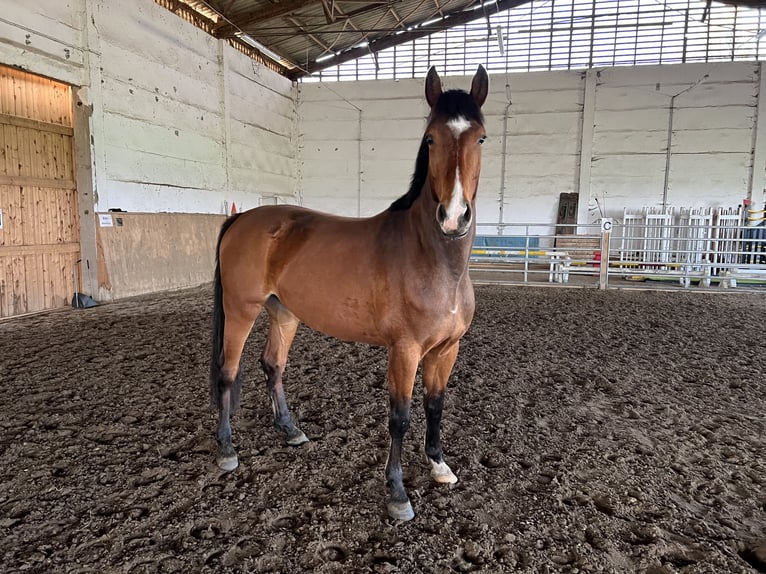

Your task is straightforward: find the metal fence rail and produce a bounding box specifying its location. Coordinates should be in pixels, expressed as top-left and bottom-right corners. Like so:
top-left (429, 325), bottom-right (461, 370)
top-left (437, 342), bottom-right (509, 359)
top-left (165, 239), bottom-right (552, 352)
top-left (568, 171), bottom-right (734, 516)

top-left (471, 217), bottom-right (766, 291)
top-left (471, 222), bottom-right (602, 286)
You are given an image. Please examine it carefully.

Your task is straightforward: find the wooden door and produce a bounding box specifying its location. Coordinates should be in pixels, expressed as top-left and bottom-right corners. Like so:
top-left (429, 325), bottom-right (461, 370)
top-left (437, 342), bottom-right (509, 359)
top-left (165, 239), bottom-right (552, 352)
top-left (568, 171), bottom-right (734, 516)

top-left (556, 192), bottom-right (579, 235)
top-left (0, 66), bottom-right (79, 318)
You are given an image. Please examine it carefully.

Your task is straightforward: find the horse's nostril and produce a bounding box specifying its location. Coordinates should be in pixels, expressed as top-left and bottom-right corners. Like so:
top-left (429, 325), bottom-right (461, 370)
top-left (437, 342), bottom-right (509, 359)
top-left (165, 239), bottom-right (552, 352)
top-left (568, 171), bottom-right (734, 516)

top-left (462, 205), bottom-right (472, 224)
top-left (436, 204), bottom-right (447, 223)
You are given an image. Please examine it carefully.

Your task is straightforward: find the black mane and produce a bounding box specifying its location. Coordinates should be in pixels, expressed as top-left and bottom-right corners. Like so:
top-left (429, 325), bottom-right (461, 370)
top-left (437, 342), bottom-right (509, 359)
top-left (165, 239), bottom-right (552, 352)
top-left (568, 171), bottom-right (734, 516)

top-left (388, 135), bottom-right (430, 212)
top-left (388, 89), bottom-right (484, 212)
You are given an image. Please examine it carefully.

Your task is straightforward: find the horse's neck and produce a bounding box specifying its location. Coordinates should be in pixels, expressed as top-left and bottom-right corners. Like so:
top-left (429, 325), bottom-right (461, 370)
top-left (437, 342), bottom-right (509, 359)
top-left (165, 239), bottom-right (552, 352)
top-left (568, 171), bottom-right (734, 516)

top-left (408, 185), bottom-right (474, 276)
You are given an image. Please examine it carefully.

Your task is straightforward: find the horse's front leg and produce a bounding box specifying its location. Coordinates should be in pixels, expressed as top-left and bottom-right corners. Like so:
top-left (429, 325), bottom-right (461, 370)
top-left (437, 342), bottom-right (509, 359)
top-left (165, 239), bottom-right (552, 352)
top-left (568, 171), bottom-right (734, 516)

top-left (385, 345), bottom-right (419, 521)
top-left (422, 340), bottom-right (460, 484)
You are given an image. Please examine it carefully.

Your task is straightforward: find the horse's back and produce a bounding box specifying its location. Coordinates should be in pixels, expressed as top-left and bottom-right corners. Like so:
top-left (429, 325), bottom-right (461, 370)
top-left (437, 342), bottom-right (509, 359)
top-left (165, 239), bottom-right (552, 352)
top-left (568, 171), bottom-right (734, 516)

top-left (220, 204), bottom-right (347, 265)
top-left (218, 205), bottom-right (391, 342)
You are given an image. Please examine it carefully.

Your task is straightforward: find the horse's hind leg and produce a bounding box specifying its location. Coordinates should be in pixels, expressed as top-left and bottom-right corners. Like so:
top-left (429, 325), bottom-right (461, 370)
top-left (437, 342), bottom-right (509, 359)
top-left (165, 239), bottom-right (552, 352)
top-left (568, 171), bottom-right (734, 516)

top-left (261, 297), bottom-right (308, 446)
top-left (214, 309), bottom-right (259, 472)
top-left (421, 340), bottom-right (460, 484)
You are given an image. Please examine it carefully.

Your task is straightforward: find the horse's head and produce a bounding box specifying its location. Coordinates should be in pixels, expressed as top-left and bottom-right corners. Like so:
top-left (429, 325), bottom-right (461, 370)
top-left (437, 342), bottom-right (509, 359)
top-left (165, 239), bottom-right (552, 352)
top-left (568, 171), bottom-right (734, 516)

top-left (424, 65), bottom-right (488, 238)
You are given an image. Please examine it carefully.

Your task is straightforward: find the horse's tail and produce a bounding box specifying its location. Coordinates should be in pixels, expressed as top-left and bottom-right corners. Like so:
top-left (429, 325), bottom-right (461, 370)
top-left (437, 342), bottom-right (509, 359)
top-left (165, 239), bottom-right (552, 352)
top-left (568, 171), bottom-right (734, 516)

top-left (210, 213), bottom-right (243, 410)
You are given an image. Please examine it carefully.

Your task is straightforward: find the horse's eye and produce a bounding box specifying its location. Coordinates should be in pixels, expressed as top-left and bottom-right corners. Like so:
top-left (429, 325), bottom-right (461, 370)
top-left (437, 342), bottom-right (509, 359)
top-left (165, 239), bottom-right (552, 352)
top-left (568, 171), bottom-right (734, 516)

top-left (478, 135), bottom-right (487, 145)
top-left (425, 135), bottom-right (434, 145)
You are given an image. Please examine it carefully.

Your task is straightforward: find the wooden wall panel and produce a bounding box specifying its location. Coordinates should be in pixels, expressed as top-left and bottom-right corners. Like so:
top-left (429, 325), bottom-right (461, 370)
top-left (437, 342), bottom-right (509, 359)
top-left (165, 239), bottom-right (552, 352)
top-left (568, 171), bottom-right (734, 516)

top-left (0, 67), bottom-right (73, 127)
top-left (0, 185), bottom-right (22, 246)
top-left (24, 253), bottom-right (43, 312)
top-left (0, 65), bottom-right (78, 318)
top-left (0, 255), bottom-right (21, 316)
top-left (96, 213), bottom-right (224, 300)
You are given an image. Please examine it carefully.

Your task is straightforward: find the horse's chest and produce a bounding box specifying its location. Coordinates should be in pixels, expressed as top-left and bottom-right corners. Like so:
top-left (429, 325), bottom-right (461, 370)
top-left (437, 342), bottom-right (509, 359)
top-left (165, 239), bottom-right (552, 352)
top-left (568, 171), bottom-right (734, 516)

top-left (402, 280), bottom-right (474, 334)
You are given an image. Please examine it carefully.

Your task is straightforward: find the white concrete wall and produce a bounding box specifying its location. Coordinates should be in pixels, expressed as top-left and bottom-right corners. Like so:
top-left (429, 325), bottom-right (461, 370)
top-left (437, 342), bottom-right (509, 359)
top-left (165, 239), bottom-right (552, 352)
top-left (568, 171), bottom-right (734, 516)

top-left (495, 71), bottom-right (583, 227)
top-left (297, 72), bottom-right (583, 226)
top-left (297, 70), bottom-right (584, 227)
top-left (591, 62), bottom-right (757, 218)
top-left (0, 1), bottom-right (86, 87)
top-left (3, 1), bottom-right (762, 226)
top-left (0, 0), bottom-right (296, 214)
top-left (297, 62), bottom-right (764, 228)
top-left (296, 77), bottom-right (428, 216)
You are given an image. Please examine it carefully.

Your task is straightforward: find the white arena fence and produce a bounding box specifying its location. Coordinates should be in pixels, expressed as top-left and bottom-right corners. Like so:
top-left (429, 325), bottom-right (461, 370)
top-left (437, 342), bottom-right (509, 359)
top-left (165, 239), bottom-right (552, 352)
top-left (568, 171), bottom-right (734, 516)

top-left (472, 207), bottom-right (766, 290)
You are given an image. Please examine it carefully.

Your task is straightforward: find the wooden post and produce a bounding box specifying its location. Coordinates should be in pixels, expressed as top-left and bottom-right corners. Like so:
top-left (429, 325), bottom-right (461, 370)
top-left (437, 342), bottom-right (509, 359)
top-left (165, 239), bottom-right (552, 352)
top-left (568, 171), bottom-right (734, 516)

top-left (599, 218), bottom-right (612, 290)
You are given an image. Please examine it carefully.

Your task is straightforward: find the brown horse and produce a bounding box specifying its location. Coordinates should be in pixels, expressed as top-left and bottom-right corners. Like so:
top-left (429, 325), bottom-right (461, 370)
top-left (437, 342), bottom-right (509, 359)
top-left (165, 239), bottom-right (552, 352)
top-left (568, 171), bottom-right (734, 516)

top-left (210, 66), bottom-right (488, 521)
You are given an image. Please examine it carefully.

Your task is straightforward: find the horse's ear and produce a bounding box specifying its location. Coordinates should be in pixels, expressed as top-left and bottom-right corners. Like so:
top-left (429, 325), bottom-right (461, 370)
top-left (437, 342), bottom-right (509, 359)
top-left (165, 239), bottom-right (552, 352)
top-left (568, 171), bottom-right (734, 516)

top-left (425, 66), bottom-right (442, 108)
top-left (470, 65), bottom-right (489, 108)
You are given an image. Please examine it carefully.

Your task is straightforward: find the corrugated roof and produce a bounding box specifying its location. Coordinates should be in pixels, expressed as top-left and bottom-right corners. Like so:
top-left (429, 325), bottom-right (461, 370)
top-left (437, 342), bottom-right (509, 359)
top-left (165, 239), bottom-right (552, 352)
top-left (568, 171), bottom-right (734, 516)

top-left (160, 1), bottom-right (766, 79)
top-left (163, 0), bottom-right (530, 78)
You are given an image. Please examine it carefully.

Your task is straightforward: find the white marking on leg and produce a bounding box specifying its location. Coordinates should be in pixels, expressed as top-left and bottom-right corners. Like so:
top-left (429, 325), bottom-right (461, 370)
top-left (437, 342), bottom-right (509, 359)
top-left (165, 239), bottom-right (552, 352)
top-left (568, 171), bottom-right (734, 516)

top-left (430, 459), bottom-right (458, 484)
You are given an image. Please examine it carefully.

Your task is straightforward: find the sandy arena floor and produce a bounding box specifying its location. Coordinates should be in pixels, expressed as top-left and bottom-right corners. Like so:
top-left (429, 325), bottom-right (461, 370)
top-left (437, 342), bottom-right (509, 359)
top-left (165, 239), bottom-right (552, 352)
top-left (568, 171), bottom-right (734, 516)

top-left (1, 284), bottom-right (765, 573)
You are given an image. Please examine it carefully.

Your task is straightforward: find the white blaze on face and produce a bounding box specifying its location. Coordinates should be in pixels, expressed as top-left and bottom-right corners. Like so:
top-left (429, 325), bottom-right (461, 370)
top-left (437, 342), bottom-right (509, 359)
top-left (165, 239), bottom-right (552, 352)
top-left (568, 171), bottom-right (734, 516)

top-left (441, 116), bottom-right (471, 233)
top-left (440, 166), bottom-right (466, 233)
top-left (447, 116), bottom-right (471, 139)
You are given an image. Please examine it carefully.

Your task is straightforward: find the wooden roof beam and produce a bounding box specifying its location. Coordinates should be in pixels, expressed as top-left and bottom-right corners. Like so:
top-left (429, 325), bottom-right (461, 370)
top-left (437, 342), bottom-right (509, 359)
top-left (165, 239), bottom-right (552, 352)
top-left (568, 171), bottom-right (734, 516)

top-left (431, 0), bottom-right (445, 19)
top-left (213, 0), bottom-right (323, 37)
top-left (211, 0), bottom-right (436, 39)
top-left (289, 0), bottom-right (530, 79)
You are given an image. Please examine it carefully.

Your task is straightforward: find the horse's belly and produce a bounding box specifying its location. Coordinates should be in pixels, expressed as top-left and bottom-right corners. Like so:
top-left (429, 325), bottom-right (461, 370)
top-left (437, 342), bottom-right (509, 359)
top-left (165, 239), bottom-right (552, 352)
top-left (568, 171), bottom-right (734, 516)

top-left (278, 289), bottom-right (386, 346)
top-left (272, 249), bottom-right (474, 348)
top-left (281, 289), bottom-right (472, 350)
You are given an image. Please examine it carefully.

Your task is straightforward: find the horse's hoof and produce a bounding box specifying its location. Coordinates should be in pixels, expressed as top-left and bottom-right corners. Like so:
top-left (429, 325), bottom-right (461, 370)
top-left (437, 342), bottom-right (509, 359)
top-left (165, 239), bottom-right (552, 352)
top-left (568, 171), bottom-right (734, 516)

top-left (430, 460), bottom-right (458, 484)
top-left (286, 430), bottom-right (309, 446)
top-left (217, 453), bottom-right (239, 472)
top-left (387, 500), bottom-right (415, 521)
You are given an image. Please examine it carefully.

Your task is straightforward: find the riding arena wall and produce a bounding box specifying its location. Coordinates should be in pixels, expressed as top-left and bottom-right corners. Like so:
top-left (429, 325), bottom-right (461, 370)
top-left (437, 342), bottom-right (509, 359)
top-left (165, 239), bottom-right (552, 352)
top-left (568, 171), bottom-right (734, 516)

top-left (1, 0), bottom-right (765, 309)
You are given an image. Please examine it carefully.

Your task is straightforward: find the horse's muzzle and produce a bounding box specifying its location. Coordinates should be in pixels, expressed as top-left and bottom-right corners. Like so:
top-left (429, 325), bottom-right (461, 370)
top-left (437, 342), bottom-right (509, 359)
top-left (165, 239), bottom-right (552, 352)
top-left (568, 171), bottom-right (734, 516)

top-left (437, 203), bottom-right (472, 238)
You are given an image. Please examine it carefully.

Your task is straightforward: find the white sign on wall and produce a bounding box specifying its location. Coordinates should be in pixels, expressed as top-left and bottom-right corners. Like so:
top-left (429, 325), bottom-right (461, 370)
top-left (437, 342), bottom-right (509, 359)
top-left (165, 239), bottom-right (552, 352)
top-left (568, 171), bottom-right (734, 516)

top-left (99, 213), bottom-right (113, 227)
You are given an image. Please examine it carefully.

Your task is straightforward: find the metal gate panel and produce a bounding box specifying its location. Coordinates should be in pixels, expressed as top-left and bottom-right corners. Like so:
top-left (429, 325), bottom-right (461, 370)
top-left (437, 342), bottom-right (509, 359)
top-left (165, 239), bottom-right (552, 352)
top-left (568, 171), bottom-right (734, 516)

top-left (712, 207), bottom-right (743, 276)
top-left (677, 208), bottom-right (713, 273)
top-left (643, 209), bottom-right (674, 269)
